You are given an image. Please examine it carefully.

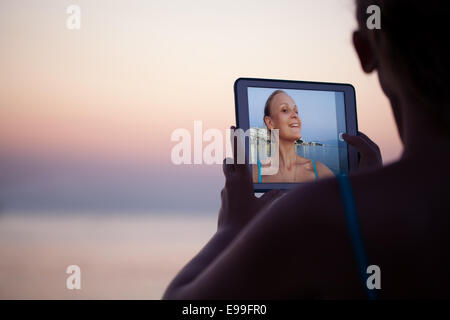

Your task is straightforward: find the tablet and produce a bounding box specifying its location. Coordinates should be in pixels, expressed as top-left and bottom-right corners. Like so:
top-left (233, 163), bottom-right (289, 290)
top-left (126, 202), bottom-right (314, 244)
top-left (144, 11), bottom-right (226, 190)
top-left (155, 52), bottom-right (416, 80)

top-left (234, 77), bottom-right (358, 192)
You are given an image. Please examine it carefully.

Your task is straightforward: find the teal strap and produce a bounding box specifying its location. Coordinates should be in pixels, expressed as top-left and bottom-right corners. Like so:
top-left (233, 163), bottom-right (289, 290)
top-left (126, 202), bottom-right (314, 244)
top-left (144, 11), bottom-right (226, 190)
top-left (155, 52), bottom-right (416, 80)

top-left (312, 160), bottom-right (318, 180)
top-left (337, 174), bottom-right (377, 300)
top-left (257, 160), bottom-right (262, 183)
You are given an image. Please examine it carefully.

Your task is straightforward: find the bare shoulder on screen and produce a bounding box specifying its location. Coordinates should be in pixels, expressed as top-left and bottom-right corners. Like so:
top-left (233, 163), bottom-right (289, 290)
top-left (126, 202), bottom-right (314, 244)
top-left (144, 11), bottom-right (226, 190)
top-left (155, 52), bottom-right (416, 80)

top-left (315, 161), bottom-right (335, 178)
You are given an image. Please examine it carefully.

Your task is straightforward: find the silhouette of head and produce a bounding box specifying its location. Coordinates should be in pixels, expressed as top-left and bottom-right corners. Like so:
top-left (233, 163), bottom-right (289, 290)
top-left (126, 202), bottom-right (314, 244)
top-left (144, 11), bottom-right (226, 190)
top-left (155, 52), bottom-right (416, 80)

top-left (354, 0), bottom-right (450, 140)
top-left (264, 90), bottom-right (302, 142)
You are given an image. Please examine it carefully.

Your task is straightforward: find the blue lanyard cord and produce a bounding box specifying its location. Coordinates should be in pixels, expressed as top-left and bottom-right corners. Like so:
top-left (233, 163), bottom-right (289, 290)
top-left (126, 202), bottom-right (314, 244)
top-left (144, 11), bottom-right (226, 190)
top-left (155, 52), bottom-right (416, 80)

top-left (257, 160), bottom-right (262, 183)
top-left (312, 160), bottom-right (318, 180)
top-left (337, 174), bottom-right (377, 300)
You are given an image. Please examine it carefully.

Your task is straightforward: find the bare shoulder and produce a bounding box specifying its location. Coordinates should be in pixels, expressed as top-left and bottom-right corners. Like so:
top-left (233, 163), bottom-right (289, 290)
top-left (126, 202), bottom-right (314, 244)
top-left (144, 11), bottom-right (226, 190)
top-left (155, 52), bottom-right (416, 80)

top-left (294, 156), bottom-right (334, 178)
top-left (193, 156), bottom-right (450, 298)
top-left (344, 161), bottom-right (450, 297)
top-left (315, 160), bottom-right (335, 178)
top-left (239, 160), bottom-right (450, 298)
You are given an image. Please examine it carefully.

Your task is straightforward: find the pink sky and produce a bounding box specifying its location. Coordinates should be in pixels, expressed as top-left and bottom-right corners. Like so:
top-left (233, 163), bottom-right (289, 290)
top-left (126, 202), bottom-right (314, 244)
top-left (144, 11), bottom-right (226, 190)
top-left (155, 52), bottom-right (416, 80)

top-left (0, 0), bottom-right (403, 212)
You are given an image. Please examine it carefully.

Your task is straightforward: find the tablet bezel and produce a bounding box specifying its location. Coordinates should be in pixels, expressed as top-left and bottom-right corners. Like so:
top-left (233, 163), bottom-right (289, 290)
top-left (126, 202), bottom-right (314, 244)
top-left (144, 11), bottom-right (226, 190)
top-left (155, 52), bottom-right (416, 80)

top-left (234, 77), bottom-right (358, 192)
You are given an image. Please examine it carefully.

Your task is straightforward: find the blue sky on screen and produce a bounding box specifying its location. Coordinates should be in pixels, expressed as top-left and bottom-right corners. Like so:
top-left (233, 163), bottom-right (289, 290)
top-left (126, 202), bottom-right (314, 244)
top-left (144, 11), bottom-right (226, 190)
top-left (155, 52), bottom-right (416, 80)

top-left (248, 87), bottom-right (338, 143)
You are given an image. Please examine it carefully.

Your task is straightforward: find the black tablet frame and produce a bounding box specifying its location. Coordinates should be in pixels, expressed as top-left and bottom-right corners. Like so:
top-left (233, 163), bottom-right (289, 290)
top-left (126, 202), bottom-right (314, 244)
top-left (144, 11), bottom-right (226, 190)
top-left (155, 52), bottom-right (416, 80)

top-left (234, 77), bottom-right (358, 192)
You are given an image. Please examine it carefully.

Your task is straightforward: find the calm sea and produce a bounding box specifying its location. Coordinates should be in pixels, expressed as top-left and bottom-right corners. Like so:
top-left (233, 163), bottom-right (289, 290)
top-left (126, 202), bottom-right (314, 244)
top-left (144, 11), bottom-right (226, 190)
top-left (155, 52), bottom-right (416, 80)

top-left (0, 211), bottom-right (216, 299)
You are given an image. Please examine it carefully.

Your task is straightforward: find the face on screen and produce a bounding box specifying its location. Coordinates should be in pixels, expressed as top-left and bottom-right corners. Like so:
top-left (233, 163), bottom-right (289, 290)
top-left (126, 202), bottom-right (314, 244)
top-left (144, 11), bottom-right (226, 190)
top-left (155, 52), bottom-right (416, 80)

top-left (248, 87), bottom-right (348, 183)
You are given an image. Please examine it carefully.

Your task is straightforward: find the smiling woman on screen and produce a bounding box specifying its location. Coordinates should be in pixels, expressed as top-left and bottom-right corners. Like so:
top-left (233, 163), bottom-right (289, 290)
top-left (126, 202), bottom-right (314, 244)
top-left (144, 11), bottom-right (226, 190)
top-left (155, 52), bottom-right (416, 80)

top-left (253, 90), bottom-right (334, 183)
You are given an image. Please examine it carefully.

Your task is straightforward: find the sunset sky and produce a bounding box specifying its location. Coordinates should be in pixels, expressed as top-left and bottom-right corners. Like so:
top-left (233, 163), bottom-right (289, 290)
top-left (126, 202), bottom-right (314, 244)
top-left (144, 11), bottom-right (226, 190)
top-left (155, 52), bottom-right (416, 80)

top-left (0, 0), bottom-right (403, 213)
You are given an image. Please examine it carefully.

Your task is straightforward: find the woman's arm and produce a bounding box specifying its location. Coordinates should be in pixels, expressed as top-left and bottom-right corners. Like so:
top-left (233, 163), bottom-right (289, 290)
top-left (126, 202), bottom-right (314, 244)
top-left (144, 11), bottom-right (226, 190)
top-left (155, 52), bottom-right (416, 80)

top-left (163, 175), bottom-right (363, 299)
top-left (163, 127), bottom-right (283, 299)
top-left (162, 130), bottom-right (384, 299)
top-left (163, 159), bottom-right (283, 299)
top-left (162, 137), bottom-right (363, 299)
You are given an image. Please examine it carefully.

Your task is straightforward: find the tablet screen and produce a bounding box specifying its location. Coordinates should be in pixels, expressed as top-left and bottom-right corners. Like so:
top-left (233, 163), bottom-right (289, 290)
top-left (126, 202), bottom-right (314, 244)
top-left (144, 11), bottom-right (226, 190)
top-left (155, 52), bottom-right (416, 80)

top-left (247, 87), bottom-right (348, 183)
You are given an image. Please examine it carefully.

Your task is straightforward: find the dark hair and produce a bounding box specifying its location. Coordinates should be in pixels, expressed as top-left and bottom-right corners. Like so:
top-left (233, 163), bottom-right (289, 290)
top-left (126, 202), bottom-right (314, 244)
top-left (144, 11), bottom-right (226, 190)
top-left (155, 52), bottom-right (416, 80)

top-left (264, 90), bottom-right (287, 127)
top-left (355, 0), bottom-right (450, 125)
